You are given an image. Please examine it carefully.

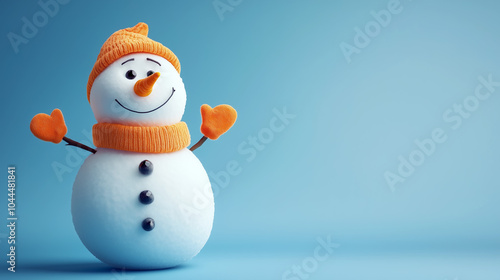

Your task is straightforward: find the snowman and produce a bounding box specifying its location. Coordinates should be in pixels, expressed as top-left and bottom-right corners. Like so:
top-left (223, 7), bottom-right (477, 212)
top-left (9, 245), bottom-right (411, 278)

top-left (29, 23), bottom-right (237, 269)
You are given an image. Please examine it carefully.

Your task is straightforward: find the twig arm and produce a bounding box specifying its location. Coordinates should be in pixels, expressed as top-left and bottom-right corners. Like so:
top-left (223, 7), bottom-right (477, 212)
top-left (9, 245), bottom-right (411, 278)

top-left (189, 136), bottom-right (208, 152)
top-left (63, 136), bottom-right (96, 154)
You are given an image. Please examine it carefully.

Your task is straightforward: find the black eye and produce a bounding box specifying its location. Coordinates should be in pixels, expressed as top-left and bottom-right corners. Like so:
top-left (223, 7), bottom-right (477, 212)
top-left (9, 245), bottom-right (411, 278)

top-left (147, 70), bottom-right (154, 77)
top-left (125, 70), bottom-right (137, 80)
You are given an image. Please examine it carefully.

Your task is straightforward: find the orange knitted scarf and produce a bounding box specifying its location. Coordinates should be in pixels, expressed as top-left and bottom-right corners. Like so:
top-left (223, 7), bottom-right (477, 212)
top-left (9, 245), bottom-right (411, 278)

top-left (92, 122), bottom-right (190, 153)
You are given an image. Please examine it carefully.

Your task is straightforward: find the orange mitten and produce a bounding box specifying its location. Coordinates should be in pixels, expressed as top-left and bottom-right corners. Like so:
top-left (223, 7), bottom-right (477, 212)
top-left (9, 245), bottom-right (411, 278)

top-left (200, 104), bottom-right (237, 140)
top-left (30, 109), bottom-right (68, 144)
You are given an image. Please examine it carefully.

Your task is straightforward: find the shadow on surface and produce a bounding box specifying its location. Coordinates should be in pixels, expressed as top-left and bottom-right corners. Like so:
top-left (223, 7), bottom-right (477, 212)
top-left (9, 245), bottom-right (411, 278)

top-left (23, 260), bottom-right (191, 274)
top-left (23, 261), bottom-right (112, 273)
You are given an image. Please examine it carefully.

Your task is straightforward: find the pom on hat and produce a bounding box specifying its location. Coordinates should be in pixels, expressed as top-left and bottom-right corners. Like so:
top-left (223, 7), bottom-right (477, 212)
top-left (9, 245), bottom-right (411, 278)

top-left (87, 22), bottom-right (180, 101)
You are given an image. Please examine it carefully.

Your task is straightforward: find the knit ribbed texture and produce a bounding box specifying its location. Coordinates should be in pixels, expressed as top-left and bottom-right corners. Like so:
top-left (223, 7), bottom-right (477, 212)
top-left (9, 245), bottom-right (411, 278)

top-left (92, 122), bottom-right (190, 153)
top-left (87, 22), bottom-right (181, 101)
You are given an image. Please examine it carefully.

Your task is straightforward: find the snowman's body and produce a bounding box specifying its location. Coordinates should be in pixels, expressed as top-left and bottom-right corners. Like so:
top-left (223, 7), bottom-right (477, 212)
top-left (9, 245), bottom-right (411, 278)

top-left (72, 147), bottom-right (214, 269)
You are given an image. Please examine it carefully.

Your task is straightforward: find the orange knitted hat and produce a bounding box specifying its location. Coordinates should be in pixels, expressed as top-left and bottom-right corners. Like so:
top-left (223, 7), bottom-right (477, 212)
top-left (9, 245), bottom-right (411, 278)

top-left (87, 22), bottom-right (181, 101)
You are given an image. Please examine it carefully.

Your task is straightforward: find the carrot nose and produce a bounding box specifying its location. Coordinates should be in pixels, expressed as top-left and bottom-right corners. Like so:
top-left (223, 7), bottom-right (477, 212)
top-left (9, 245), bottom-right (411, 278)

top-left (134, 72), bottom-right (160, 97)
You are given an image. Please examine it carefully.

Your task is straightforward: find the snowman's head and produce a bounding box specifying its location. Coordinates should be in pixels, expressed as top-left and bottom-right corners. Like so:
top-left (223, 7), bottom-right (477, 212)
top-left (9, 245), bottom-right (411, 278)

top-left (90, 53), bottom-right (186, 126)
top-left (87, 23), bottom-right (185, 126)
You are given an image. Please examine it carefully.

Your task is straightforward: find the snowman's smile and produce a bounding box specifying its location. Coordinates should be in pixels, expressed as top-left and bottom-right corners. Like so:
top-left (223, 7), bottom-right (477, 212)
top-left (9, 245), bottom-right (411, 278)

top-left (115, 87), bottom-right (175, 114)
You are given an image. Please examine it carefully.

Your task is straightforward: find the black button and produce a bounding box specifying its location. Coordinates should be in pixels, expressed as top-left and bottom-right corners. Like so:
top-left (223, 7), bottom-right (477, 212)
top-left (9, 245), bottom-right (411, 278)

top-left (142, 218), bottom-right (155, 231)
top-left (139, 190), bottom-right (154, 205)
top-left (138, 160), bottom-right (153, 175)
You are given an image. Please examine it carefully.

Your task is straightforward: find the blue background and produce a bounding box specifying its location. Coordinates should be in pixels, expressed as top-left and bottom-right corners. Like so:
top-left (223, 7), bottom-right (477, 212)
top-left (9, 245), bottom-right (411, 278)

top-left (1, 0), bottom-right (500, 279)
